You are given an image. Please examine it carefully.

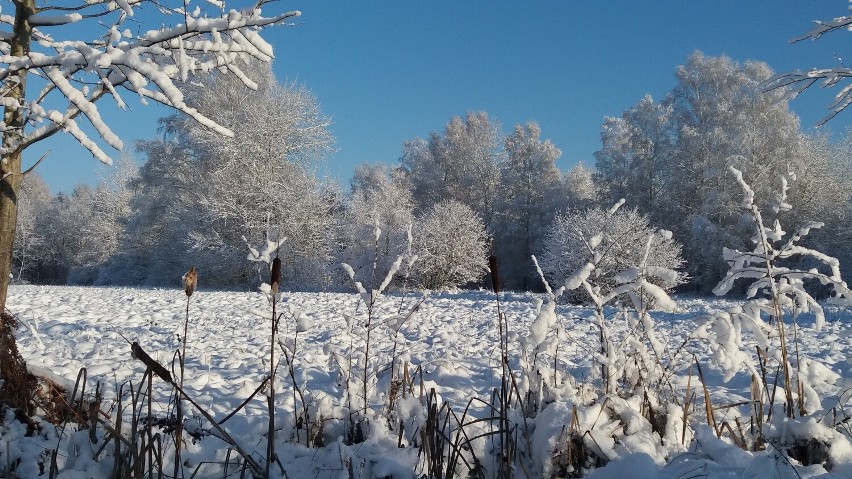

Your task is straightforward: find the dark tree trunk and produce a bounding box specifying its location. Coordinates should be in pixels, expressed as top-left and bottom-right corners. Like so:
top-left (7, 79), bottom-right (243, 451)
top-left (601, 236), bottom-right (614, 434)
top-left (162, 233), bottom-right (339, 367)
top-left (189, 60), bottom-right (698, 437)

top-left (0, 0), bottom-right (35, 415)
top-left (0, 0), bottom-right (33, 313)
top-left (0, 151), bottom-right (22, 311)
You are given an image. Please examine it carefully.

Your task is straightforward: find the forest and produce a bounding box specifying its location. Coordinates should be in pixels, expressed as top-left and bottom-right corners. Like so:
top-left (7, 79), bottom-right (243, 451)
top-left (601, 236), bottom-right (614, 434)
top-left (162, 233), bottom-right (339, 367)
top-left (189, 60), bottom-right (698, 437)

top-left (11, 51), bottom-right (852, 296)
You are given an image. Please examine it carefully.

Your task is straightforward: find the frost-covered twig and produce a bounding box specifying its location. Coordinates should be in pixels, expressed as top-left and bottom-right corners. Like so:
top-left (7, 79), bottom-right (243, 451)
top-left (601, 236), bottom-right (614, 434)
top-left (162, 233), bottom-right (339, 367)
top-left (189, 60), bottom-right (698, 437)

top-left (701, 167), bottom-right (852, 418)
top-left (558, 200), bottom-right (683, 395)
top-left (340, 225), bottom-right (413, 426)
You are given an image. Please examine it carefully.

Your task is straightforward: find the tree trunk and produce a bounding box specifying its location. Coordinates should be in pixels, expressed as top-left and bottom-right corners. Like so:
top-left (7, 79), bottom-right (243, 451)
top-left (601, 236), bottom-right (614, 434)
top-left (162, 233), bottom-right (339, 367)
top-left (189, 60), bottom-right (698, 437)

top-left (0, 0), bottom-right (34, 313)
top-left (0, 151), bottom-right (22, 311)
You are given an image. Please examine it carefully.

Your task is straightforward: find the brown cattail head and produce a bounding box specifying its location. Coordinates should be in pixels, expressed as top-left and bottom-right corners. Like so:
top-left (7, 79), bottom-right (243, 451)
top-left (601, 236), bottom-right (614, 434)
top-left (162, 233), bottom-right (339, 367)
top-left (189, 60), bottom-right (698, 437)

top-left (270, 257), bottom-right (281, 292)
top-left (488, 255), bottom-right (500, 294)
top-left (182, 266), bottom-right (197, 297)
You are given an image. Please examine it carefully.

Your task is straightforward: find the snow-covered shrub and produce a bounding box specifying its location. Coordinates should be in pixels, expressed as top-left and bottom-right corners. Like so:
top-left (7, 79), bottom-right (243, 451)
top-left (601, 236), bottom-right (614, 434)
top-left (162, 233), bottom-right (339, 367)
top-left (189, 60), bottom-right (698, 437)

top-left (714, 167), bottom-right (852, 331)
top-left (338, 226), bottom-right (421, 443)
top-left (693, 167), bottom-right (852, 466)
top-left (413, 200), bottom-right (488, 289)
top-left (539, 203), bottom-right (685, 303)
top-left (699, 167), bottom-right (852, 418)
top-left (550, 200), bottom-right (683, 396)
top-left (508, 236), bottom-right (690, 476)
top-left (520, 257), bottom-right (574, 415)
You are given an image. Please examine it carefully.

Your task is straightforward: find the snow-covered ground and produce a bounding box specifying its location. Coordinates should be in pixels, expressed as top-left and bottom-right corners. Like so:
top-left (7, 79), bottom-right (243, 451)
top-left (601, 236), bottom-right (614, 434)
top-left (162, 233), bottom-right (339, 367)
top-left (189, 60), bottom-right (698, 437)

top-left (2, 285), bottom-right (852, 478)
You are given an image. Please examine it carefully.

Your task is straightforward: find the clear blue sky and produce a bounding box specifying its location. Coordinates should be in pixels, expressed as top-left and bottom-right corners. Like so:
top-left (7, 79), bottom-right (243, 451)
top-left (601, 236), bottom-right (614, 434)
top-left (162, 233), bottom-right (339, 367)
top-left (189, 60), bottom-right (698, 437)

top-left (28, 1), bottom-right (852, 193)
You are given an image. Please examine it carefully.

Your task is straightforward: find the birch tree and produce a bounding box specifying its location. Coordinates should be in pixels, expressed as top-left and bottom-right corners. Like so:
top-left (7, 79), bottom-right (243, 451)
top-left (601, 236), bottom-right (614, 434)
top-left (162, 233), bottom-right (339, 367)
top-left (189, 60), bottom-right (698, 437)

top-left (400, 111), bottom-right (503, 226)
top-left (493, 122), bottom-right (561, 289)
top-left (339, 163), bottom-right (414, 288)
top-left (0, 0), bottom-right (298, 311)
top-left (11, 172), bottom-right (49, 281)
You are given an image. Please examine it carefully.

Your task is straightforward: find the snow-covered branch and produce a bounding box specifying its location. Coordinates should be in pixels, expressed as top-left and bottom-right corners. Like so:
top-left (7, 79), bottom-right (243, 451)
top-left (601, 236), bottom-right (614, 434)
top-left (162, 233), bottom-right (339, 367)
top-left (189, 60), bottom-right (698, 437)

top-left (1, 0), bottom-right (299, 162)
top-left (764, 9), bottom-right (852, 125)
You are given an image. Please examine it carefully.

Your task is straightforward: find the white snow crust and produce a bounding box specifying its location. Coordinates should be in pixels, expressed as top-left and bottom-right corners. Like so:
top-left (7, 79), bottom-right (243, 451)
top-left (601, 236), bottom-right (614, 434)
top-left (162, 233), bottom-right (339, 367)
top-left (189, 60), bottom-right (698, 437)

top-left (2, 285), bottom-right (852, 478)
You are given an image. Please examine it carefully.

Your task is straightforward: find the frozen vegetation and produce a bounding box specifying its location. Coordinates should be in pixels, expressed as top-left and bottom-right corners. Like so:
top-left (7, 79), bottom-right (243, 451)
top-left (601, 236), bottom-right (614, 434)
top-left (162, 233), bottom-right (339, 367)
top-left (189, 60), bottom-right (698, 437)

top-left (2, 285), bottom-right (852, 478)
top-left (3, 1), bottom-right (852, 477)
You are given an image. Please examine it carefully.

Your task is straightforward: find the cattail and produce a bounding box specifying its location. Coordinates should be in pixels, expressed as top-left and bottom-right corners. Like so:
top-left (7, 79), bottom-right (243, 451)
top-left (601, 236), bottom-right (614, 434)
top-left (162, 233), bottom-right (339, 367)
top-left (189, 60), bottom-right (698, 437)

top-left (131, 342), bottom-right (173, 383)
top-left (270, 257), bottom-right (281, 292)
top-left (489, 255), bottom-right (500, 294)
top-left (182, 266), bottom-right (197, 297)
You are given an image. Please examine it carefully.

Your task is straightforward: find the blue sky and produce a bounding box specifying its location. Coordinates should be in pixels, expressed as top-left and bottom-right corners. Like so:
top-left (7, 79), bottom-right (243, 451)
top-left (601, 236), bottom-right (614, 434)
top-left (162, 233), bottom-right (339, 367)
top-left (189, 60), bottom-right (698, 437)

top-left (28, 1), bottom-right (852, 193)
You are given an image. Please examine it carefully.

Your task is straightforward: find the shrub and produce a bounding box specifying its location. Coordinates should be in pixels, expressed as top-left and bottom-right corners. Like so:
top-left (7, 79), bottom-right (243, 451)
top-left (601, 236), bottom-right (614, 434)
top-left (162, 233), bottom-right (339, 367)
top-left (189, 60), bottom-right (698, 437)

top-left (413, 200), bottom-right (488, 289)
top-left (539, 205), bottom-right (685, 302)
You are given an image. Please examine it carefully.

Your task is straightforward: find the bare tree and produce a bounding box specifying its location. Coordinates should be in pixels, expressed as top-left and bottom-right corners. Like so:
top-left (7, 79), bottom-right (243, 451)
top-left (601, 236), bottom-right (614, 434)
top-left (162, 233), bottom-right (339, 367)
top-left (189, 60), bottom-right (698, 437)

top-left (0, 0), bottom-right (298, 311)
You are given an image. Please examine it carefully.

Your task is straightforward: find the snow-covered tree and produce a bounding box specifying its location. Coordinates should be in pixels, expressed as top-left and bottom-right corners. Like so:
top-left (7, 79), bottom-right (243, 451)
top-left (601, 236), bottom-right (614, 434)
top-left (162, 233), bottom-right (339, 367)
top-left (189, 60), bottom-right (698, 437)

top-left (28, 185), bottom-right (95, 283)
top-left (12, 173), bottom-right (50, 281)
top-left (668, 52), bottom-right (807, 290)
top-left (108, 68), bottom-right (336, 288)
top-left (595, 52), bottom-right (810, 291)
top-left (99, 138), bottom-right (196, 285)
top-left (562, 162), bottom-right (597, 210)
top-left (493, 122), bottom-right (562, 289)
top-left (0, 0), bottom-right (297, 310)
top-left (338, 163), bottom-right (414, 289)
top-left (594, 95), bottom-right (673, 219)
top-left (413, 200), bottom-right (488, 290)
top-left (180, 73), bottom-right (335, 287)
top-left (66, 157), bottom-right (137, 284)
top-left (13, 158), bottom-right (137, 285)
top-left (787, 133), bottom-right (852, 278)
top-left (539, 205), bottom-right (685, 303)
top-left (400, 111), bottom-right (503, 226)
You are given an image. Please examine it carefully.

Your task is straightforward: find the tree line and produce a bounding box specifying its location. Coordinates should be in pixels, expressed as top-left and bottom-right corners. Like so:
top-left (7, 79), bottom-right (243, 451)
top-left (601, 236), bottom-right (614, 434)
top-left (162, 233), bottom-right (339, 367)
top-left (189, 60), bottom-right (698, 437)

top-left (13, 52), bottom-right (852, 294)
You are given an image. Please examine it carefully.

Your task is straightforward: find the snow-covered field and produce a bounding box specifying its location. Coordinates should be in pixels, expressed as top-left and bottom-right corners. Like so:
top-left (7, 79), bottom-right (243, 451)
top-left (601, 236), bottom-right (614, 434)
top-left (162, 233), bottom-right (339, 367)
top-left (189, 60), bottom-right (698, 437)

top-left (3, 284), bottom-right (852, 478)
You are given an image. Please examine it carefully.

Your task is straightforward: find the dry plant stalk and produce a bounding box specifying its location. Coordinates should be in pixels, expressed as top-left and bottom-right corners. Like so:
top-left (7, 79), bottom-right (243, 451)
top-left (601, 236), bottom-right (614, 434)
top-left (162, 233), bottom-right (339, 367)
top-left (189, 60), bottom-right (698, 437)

top-left (488, 255), bottom-right (513, 478)
top-left (174, 264), bottom-right (197, 478)
top-left (129, 341), bottom-right (266, 476)
top-left (267, 256), bottom-right (282, 477)
top-left (751, 373), bottom-right (765, 451)
top-left (681, 365), bottom-right (693, 445)
top-left (695, 360), bottom-right (718, 435)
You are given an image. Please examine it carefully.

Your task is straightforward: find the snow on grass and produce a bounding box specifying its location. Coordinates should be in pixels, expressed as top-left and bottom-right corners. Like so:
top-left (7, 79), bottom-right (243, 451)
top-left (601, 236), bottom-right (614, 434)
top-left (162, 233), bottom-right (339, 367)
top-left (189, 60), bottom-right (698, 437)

top-left (3, 285), bottom-right (852, 478)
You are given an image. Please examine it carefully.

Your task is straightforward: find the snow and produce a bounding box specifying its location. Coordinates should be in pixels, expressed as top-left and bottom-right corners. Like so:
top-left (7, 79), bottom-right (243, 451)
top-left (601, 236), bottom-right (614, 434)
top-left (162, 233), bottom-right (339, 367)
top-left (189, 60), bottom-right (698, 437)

top-left (2, 285), bottom-right (852, 478)
top-left (28, 13), bottom-right (84, 27)
top-left (565, 261), bottom-right (594, 290)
